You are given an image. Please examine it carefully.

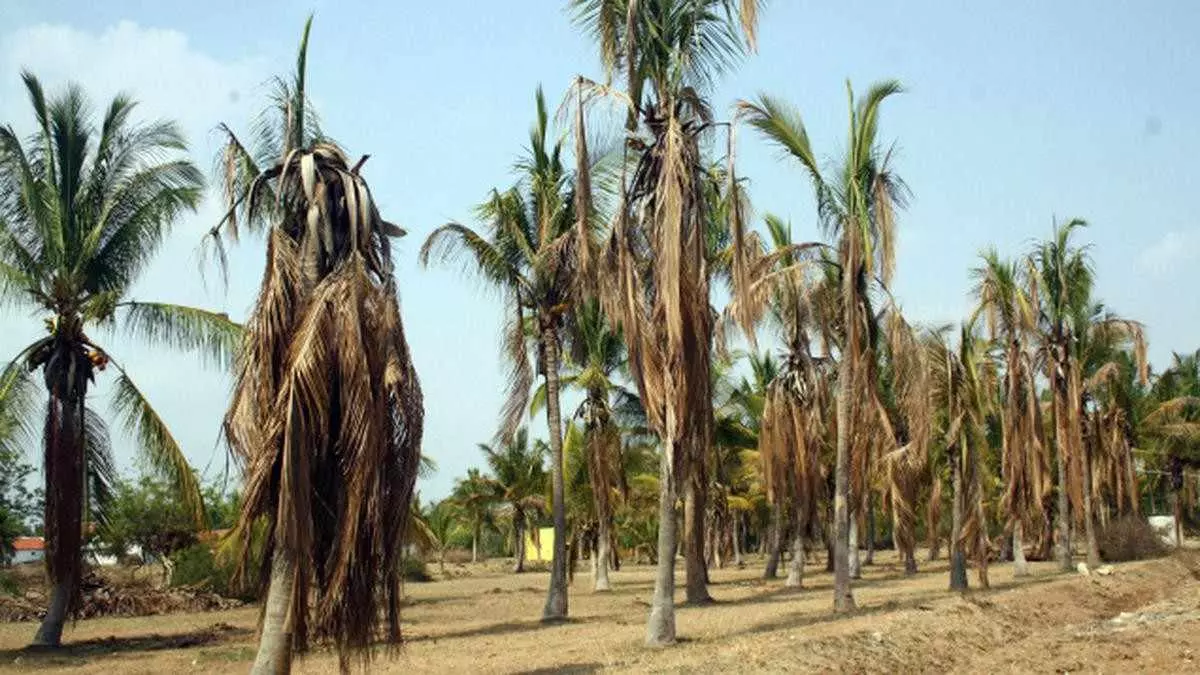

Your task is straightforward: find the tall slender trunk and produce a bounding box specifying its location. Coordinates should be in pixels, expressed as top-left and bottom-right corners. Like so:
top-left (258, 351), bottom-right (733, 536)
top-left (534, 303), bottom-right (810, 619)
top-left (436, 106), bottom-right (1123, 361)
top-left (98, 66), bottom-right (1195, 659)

top-left (683, 474), bottom-right (711, 603)
top-left (250, 552), bottom-right (296, 675)
top-left (1036, 500), bottom-right (1054, 560)
top-left (848, 515), bottom-right (861, 579)
top-left (784, 526), bottom-right (805, 588)
top-left (833, 346), bottom-right (856, 612)
top-left (1053, 353), bottom-right (1073, 572)
top-left (541, 327), bottom-right (569, 621)
top-left (732, 513), bottom-right (744, 567)
top-left (1173, 492), bottom-right (1183, 547)
top-left (764, 501), bottom-right (783, 579)
top-left (949, 444), bottom-right (968, 591)
top-left (1012, 521), bottom-right (1029, 576)
top-left (864, 496), bottom-right (876, 566)
top-left (594, 516), bottom-right (613, 592)
top-left (927, 494), bottom-right (942, 561)
top-left (33, 390), bottom-right (85, 648)
top-left (472, 526), bottom-right (479, 564)
top-left (763, 499), bottom-right (782, 578)
top-left (513, 518), bottom-right (526, 574)
top-left (1125, 444), bottom-right (1140, 516)
top-left (1081, 440), bottom-right (1101, 568)
top-left (646, 451), bottom-right (678, 646)
top-left (970, 438), bottom-right (990, 589)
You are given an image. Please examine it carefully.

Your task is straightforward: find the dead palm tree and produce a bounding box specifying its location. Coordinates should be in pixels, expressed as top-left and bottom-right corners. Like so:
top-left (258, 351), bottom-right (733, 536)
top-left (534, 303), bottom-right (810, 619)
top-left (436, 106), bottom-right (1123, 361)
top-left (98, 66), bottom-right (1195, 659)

top-left (928, 321), bottom-right (995, 591)
top-left (0, 74), bottom-right (228, 647)
top-left (739, 79), bottom-right (907, 611)
top-left (568, 0), bottom-right (763, 644)
top-left (972, 250), bottom-right (1045, 576)
top-left (222, 142), bottom-right (423, 674)
top-left (1029, 219), bottom-right (1146, 570)
top-left (724, 214), bottom-right (832, 588)
top-left (421, 87), bottom-right (591, 621)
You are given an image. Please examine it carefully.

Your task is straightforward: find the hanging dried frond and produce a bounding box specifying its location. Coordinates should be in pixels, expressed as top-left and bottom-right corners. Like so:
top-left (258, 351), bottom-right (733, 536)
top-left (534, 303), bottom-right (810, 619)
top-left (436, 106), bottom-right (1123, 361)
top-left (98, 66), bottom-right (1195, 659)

top-left (228, 144), bottom-right (423, 671)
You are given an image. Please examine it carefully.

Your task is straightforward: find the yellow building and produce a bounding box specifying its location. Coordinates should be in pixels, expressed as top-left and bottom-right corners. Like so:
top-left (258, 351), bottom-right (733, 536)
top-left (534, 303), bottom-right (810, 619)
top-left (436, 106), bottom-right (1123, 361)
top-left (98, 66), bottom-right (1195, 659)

top-left (524, 527), bottom-right (555, 562)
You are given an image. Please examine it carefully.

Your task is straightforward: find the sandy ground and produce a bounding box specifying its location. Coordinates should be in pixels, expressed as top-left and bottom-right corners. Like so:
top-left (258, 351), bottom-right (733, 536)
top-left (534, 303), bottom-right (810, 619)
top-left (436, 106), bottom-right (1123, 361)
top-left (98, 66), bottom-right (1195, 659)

top-left (1, 550), bottom-right (1198, 674)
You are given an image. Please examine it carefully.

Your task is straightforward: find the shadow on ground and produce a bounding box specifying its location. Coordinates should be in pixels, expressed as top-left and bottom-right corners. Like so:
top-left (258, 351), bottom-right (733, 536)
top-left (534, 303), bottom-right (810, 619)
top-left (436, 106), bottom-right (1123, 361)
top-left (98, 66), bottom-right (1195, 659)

top-left (0, 622), bottom-right (251, 666)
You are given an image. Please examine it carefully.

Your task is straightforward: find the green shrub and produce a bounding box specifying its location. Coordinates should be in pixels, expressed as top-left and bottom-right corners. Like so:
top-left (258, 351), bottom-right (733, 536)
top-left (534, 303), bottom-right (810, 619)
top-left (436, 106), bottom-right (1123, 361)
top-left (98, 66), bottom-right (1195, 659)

top-left (171, 544), bottom-right (260, 601)
top-left (0, 570), bottom-right (18, 597)
top-left (1098, 516), bottom-right (1169, 562)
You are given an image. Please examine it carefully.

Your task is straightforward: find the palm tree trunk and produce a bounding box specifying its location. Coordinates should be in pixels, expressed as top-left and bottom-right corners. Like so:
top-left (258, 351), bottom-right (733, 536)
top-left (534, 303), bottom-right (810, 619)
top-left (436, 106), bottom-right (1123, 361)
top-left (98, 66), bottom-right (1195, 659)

top-left (472, 526), bottom-right (479, 564)
top-left (646, 451), bottom-right (678, 646)
top-left (1054, 361), bottom-right (1073, 572)
top-left (594, 516), bottom-right (613, 592)
top-left (1037, 500), bottom-right (1054, 560)
top-left (784, 525), bottom-right (805, 588)
top-left (32, 392), bottom-right (85, 648)
top-left (949, 445), bottom-right (968, 591)
top-left (864, 496), bottom-right (876, 566)
top-left (1081, 443), bottom-right (1101, 568)
top-left (32, 581), bottom-right (73, 648)
top-left (251, 552), bottom-right (296, 675)
top-left (927, 495), bottom-right (942, 561)
top-left (1012, 521), bottom-right (1029, 577)
top-left (833, 348), bottom-right (856, 612)
top-left (848, 514), bottom-right (861, 579)
top-left (513, 519), bottom-right (526, 574)
top-left (541, 327), bottom-right (569, 621)
top-left (970, 440), bottom-right (990, 589)
top-left (683, 473), bottom-right (711, 604)
top-left (763, 502), bottom-right (783, 579)
top-left (732, 514), bottom-right (744, 567)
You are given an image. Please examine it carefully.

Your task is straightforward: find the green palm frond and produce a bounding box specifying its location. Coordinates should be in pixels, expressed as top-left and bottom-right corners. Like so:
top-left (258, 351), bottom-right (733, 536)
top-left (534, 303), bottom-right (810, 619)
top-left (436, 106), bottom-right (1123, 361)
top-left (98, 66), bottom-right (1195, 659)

top-left (0, 356), bottom-right (38, 457)
top-left (109, 367), bottom-right (204, 526)
top-left (419, 222), bottom-right (521, 290)
top-left (83, 407), bottom-right (117, 528)
top-left (117, 301), bottom-right (243, 369)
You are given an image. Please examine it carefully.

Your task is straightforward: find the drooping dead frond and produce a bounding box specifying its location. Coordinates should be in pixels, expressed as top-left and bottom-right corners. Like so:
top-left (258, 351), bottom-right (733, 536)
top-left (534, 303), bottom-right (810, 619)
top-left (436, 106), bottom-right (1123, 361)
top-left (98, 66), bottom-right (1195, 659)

top-left (228, 144), bottom-right (422, 671)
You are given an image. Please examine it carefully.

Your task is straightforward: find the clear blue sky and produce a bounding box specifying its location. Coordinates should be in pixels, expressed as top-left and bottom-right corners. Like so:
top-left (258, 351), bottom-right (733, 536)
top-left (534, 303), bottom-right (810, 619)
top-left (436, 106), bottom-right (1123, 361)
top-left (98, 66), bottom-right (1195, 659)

top-left (2, 1), bottom-right (1198, 500)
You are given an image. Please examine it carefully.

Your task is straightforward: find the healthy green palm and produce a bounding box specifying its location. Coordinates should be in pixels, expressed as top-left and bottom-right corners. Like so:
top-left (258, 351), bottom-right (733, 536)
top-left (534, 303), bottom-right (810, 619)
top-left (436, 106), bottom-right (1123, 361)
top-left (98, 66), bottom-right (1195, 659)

top-left (479, 428), bottom-right (548, 572)
top-left (0, 73), bottom-right (235, 647)
top-left (421, 87), bottom-right (592, 619)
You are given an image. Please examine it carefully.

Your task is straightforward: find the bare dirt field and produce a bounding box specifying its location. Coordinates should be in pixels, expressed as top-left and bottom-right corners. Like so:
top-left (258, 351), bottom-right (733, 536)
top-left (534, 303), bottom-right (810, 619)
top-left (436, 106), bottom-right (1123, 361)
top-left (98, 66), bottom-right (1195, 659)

top-left (2, 550), bottom-right (1198, 673)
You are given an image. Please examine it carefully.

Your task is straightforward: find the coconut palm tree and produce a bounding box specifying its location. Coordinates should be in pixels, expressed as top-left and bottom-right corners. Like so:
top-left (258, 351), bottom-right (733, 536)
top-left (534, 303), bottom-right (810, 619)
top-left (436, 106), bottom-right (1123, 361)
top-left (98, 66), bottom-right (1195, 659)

top-left (421, 87), bottom-right (592, 621)
top-left (1029, 219), bottom-right (1092, 571)
top-left (1142, 353), bottom-right (1200, 545)
top-left (971, 250), bottom-right (1045, 576)
top-left (480, 429), bottom-right (548, 573)
top-left (739, 79), bottom-right (907, 611)
top-left (928, 321), bottom-right (995, 590)
top-left (569, 0), bottom-right (763, 644)
top-left (725, 214), bottom-right (834, 588)
top-left (452, 468), bottom-right (499, 564)
top-left (1029, 220), bottom-right (1146, 570)
top-left (0, 73), bottom-right (233, 647)
top-left (222, 142), bottom-right (423, 674)
top-left (540, 298), bottom-right (635, 590)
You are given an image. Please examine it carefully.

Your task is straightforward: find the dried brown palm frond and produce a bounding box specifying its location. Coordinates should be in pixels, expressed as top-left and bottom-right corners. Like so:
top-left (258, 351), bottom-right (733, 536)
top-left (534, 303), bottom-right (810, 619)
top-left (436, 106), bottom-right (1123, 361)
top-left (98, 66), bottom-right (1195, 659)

top-left (227, 143), bottom-right (423, 672)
